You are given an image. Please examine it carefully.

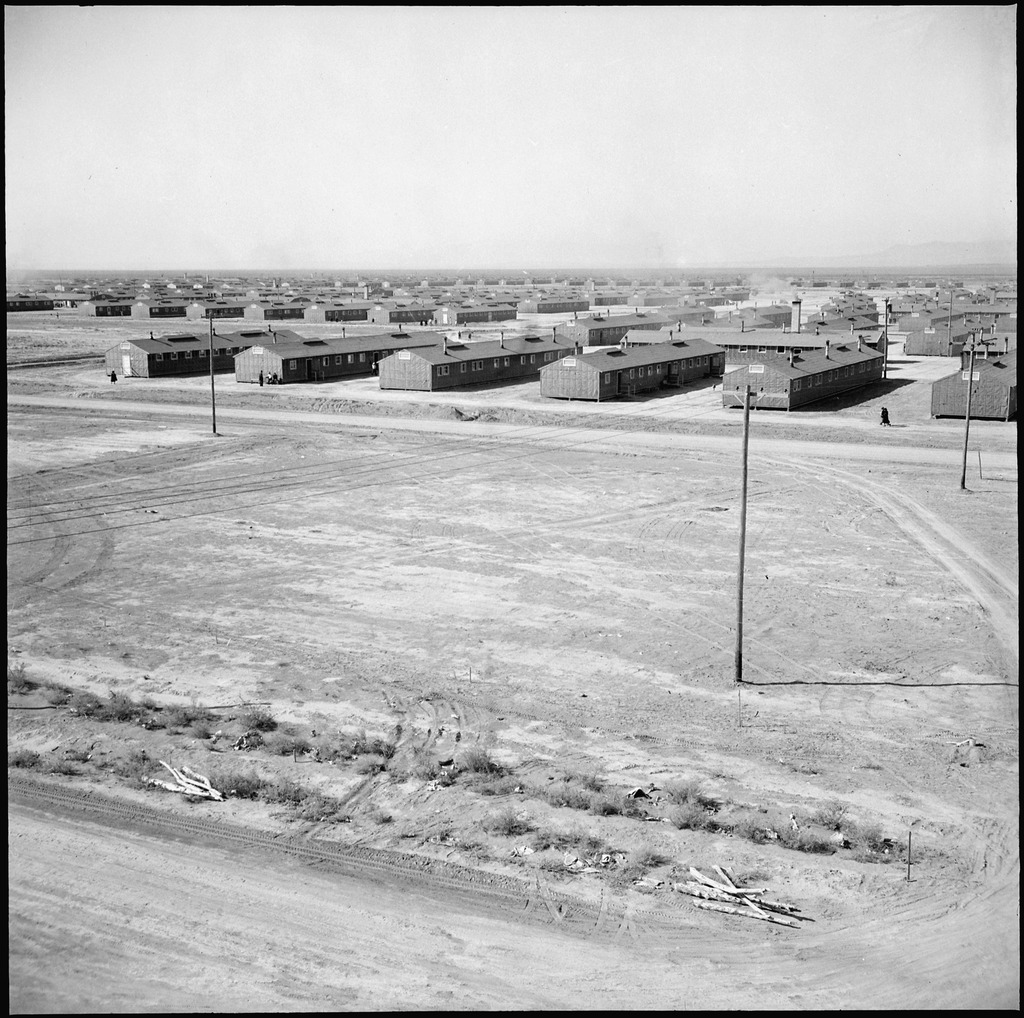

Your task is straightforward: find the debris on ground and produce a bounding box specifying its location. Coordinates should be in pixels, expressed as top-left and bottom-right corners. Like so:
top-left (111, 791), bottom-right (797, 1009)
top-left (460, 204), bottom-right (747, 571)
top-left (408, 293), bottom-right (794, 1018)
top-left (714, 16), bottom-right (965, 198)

top-left (675, 866), bottom-right (808, 928)
top-left (146, 761), bottom-right (225, 801)
top-left (233, 730), bottom-right (264, 751)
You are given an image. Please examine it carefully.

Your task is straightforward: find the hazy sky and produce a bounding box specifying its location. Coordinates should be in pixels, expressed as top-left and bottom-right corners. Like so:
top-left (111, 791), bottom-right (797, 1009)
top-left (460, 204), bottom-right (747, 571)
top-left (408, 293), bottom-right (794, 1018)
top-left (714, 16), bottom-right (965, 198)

top-left (4, 5), bottom-right (1017, 270)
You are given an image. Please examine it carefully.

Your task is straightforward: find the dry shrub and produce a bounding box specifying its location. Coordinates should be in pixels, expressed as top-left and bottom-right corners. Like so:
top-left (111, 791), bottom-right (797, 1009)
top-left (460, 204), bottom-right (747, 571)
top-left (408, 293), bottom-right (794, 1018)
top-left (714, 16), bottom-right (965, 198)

top-left (7, 662), bottom-right (35, 694)
top-left (47, 758), bottom-right (80, 776)
top-left (664, 778), bottom-right (719, 809)
top-left (356, 755), bottom-right (386, 776)
top-left (778, 827), bottom-right (835, 854)
top-left (476, 775), bottom-right (519, 796)
top-left (164, 703), bottom-right (214, 728)
top-left (460, 746), bottom-right (504, 775)
top-left (563, 770), bottom-right (604, 792)
top-left (670, 802), bottom-right (717, 831)
top-left (68, 690), bottom-right (103, 716)
top-left (99, 692), bottom-right (144, 723)
top-left (731, 812), bottom-right (773, 844)
top-left (545, 781), bottom-right (593, 811)
top-left (262, 731), bottom-right (312, 757)
top-left (8, 749), bottom-right (41, 769)
top-left (483, 806), bottom-right (533, 837)
top-left (590, 795), bottom-right (622, 816)
top-left (813, 798), bottom-right (850, 828)
top-left (206, 764), bottom-right (265, 799)
top-left (296, 792), bottom-right (345, 822)
top-left (243, 706), bottom-right (277, 732)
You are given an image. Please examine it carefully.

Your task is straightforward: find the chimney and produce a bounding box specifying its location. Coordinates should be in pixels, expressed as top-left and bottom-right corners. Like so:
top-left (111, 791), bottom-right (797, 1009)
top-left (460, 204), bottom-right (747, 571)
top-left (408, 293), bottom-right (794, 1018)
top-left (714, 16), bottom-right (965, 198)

top-left (789, 349), bottom-right (795, 367)
top-left (825, 339), bottom-right (830, 359)
top-left (150, 331), bottom-right (153, 340)
top-left (741, 320), bottom-right (745, 333)
top-left (792, 299), bottom-right (802, 334)
top-left (857, 336), bottom-right (862, 352)
top-left (443, 336), bottom-right (448, 355)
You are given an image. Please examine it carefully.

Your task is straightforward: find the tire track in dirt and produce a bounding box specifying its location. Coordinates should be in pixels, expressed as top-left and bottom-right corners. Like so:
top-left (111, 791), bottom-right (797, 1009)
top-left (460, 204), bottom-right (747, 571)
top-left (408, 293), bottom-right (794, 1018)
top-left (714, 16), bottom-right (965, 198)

top-left (774, 456), bottom-right (1018, 676)
top-left (11, 775), bottom-right (701, 943)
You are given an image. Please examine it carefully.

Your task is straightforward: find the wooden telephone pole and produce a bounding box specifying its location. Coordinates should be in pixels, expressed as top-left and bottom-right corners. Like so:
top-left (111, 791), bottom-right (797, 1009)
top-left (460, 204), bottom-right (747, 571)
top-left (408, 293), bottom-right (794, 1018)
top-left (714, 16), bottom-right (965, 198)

top-left (735, 385), bottom-right (752, 706)
top-left (209, 316), bottom-right (218, 435)
top-left (959, 338), bottom-right (978, 490)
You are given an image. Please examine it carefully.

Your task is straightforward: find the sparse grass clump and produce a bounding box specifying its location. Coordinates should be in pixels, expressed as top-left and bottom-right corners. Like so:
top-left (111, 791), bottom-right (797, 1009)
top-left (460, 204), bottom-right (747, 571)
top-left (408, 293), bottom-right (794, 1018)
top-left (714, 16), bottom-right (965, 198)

top-left (205, 764), bottom-right (265, 799)
top-left (164, 703), bottom-right (214, 729)
top-left (68, 689), bottom-right (104, 716)
top-left (113, 748), bottom-right (152, 787)
top-left (47, 758), bottom-right (80, 776)
top-left (296, 792), bottom-right (346, 822)
top-left (243, 706), bottom-right (277, 732)
top-left (669, 801), bottom-right (718, 832)
top-left (483, 806), bottom-right (533, 837)
top-left (589, 794), bottom-right (623, 817)
top-left (460, 746), bottom-right (505, 776)
top-left (563, 770), bottom-right (604, 792)
top-left (664, 778), bottom-right (719, 810)
top-left (99, 691), bottom-right (144, 723)
top-left (262, 731), bottom-right (313, 757)
top-left (43, 684), bottom-right (73, 706)
top-left (545, 781), bottom-right (594, 811)
top-left (8, 749), bottom-right (41, 769)
top-left (731, 812), bottom-right (773, 844)
top-left (813, 798), bottom-right (850, 828)
top-left (476, 775), bottom-right (519, 796)
top-left (778, 827), bottom-right (835, 854)
top-left (8, 662), bottom-right (35, 694)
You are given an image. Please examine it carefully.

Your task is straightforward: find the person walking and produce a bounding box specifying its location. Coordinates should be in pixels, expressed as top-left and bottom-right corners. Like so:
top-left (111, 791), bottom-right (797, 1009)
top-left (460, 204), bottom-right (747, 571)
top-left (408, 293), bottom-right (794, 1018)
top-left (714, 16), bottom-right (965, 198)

top-left (258, 370), bottom-right (264, 387)
top-left (880, 407), bottom-right (891, 426)
top-left (110, 369), bottom-right (117, 384)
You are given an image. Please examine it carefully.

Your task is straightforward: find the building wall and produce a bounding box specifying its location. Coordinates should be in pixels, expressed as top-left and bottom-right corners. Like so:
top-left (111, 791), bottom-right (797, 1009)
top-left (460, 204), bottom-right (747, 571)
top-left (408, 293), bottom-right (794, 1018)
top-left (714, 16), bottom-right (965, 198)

top-left (722, 356), bottom-right (883, 410)
top-left (378, 351), bottom-right (434, 390)
top-left (905, 330), bottom-right (968, 356)
top-left (539, 358), bottom-right (602, 400)
top-left (931, 372), bottom-right (1016, 420)
top-left (7, 299), bottom-right (55, 312)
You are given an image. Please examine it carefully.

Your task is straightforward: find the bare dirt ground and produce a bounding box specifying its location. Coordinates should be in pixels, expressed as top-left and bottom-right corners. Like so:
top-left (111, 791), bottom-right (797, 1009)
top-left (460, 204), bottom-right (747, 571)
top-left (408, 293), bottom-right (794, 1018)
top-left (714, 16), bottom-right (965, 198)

top-left (7, 312), bottom-right (1019, 1011)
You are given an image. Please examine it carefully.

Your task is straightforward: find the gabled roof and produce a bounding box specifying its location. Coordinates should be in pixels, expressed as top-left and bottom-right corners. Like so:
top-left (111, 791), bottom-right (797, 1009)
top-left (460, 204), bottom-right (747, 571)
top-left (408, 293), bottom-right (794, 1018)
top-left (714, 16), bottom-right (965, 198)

top-left (551, 339), bottom-right (724, 371)
top-left (726, 341), bottom-right (883, 379)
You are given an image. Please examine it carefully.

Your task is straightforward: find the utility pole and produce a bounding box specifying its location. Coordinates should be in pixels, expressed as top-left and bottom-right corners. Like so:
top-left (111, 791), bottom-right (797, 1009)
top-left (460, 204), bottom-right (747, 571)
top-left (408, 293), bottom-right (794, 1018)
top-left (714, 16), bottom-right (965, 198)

top-left (946, 288), bottom-right (954, 355)
top-left (882, 301), bottom-right (891, 379)
top-left (959, 337), bottom-right (977, 490)
top-left (735, 385), bottom-right (751, 689)
top-left (208, 316), bottom-right (218, 435)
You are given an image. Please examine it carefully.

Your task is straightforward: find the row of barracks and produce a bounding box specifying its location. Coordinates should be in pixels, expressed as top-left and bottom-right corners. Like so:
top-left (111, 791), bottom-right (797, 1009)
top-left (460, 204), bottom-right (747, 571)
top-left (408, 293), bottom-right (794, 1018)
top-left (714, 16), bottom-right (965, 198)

top-left (721, 338), bottom-right (884, 410)
top-left (378, 335), bottom-right (573, 391)
top-left (538, 337), bottom-right (726, 400)
top-left (235, 332), bottom-right (442, 383)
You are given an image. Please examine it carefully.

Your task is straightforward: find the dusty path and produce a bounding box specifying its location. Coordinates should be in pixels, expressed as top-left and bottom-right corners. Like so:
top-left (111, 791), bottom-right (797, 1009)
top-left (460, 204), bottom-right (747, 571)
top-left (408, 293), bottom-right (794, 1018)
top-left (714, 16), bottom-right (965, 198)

top-left (8, 778), bottom-right (1020, 1011)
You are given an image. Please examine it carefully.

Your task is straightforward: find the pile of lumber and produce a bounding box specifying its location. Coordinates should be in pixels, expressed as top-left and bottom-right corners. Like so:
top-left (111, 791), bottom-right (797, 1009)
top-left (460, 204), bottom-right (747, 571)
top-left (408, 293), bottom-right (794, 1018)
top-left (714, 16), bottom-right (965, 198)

top-left (675, 866), bottom-right (807, 928)
top-left (146, 761), bottom-right (224, 801)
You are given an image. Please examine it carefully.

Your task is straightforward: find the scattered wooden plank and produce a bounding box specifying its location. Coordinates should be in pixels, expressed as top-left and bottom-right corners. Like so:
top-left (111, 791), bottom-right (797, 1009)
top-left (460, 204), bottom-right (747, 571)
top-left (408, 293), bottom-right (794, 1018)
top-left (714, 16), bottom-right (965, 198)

top-left (692, 900), bottom-right (798, 928)
top-left (689, 867), bottom-right (767, 896)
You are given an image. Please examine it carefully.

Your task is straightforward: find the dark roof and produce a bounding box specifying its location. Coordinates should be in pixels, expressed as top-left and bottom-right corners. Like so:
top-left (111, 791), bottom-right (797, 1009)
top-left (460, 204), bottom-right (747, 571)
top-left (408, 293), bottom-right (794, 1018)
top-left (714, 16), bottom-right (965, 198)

top-left (551, 339), bottom-right (724, 371)
top-left (725, 342), bottom-right (883, 379)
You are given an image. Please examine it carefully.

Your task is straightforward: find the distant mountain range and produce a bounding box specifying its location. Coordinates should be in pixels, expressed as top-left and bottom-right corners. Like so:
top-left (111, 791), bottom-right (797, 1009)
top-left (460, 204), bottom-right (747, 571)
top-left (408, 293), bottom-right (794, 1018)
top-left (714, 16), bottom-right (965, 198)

top-left (781, 240), bottom-right (1016, 269)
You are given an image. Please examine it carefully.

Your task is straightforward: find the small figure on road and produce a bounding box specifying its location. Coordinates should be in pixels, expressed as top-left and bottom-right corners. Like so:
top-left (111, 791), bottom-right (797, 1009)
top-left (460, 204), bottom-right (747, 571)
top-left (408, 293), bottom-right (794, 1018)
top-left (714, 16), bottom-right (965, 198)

top-left (258, 370), bottom-right (264, 387)
top-left (110, 370), bottom-right (117, 384)
top-left (880, 407), bottom-right (891, 426)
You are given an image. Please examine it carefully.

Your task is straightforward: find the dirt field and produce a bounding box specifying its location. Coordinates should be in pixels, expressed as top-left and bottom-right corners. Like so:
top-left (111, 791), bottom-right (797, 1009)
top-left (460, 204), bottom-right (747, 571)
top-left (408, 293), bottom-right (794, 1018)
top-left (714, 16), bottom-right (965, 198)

top-left (7, 324), bottom-right (1019, 1011)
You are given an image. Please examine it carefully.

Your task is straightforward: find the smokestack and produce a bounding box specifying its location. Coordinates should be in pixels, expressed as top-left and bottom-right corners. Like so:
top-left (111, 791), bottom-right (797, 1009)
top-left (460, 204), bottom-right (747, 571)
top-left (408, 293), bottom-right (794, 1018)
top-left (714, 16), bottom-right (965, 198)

top-left (792, 299), bottom-right (802, 334)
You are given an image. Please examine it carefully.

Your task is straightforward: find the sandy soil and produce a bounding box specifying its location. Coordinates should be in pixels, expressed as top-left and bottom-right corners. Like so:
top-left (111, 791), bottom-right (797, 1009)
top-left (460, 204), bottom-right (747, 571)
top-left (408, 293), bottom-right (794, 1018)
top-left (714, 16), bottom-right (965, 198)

top-left (7, 329), bottom-right (1019, 1011)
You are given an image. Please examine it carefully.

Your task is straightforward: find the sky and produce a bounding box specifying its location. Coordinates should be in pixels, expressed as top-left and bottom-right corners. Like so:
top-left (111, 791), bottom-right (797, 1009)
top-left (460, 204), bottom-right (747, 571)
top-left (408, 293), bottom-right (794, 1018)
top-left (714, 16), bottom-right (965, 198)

top-left (4, 5), bottom-right (1018, 271)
